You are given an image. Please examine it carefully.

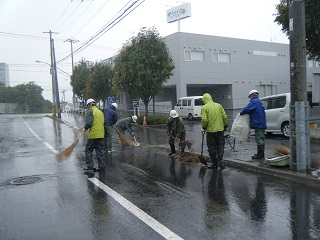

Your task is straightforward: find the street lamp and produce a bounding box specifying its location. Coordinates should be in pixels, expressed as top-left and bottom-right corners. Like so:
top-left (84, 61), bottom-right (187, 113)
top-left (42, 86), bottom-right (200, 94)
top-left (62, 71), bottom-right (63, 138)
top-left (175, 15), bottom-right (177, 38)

top-left (36, 60), bottom-right (57, 118)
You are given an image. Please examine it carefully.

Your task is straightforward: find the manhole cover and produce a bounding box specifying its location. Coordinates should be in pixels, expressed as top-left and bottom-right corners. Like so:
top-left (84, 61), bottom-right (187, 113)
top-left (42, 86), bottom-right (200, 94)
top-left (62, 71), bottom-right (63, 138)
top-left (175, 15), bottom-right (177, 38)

top-left (9, 176), bottom-right (43, 185)
top-left (3, 174), bottom-right (55, 186)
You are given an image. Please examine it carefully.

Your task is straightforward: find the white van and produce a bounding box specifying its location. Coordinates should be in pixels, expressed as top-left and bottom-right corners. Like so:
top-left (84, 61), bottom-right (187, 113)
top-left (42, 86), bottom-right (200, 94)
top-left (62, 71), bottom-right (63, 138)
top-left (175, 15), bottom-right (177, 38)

top-left (174, 96), bottom-right (204, 120)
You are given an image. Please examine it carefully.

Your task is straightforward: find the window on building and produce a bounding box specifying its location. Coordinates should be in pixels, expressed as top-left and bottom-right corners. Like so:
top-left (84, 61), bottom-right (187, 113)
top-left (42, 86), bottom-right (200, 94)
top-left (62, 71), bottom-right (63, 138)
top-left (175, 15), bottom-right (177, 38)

top-left (308, 60), bottom-right (314, 68)
top-left (256, 85), bottom-right (277, 97)
top-left (212, 52), bottom-right (231, 63)
top-left (253, 50), bottom-right (277, 57)
top-left (184, 50), bottom-right (205, 61)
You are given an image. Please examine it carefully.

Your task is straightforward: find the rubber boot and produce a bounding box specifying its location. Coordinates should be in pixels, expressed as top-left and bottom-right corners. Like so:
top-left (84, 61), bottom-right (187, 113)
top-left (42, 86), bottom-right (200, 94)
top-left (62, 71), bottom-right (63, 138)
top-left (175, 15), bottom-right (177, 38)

top-left (208, 155), bottom-right (218, 168)
top-left (251, 145), bottom-right (259, 159)
top-left (252, 145), bottom-right (265, 160)
top-left (168, 143), bottom-right (176, 156)
top-left (180, 147), bottom-right (185, 157)
top-left (218, 159), bottom-right (225, 169)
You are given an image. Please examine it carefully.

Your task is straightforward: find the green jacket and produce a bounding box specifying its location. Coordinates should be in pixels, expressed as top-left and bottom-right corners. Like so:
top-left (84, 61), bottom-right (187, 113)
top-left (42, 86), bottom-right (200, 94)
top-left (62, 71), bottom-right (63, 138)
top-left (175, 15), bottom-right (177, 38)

top-left (167, 116), bottom-right (185, 138)
top-left (84, 106), bottom-right (104, 139)
top-left (115, 117), bottom-right (133, 135)
top-left (201, 93), bottom-right (228, 133)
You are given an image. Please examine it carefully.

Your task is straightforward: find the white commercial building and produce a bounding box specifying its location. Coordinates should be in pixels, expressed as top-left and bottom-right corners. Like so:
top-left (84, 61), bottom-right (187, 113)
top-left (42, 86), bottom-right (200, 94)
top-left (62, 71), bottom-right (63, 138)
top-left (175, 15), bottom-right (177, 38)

top-left (155, 32), bottom-right (320, 110)
top-left (0, 63), bottom-right (10, 87)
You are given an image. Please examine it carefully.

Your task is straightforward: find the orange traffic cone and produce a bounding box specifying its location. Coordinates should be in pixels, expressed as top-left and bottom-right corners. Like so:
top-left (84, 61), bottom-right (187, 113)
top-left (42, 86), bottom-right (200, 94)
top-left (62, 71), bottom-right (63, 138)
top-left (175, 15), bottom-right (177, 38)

top-left (143, 116), bottom-right (147, 126)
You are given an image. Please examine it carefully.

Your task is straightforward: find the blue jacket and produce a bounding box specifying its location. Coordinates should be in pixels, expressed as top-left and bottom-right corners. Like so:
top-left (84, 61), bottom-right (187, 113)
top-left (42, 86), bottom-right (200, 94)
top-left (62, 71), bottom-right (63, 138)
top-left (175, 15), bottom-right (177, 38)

top-left (240, 96), bottom-right (266, 129)
top-left (103, 106), bottom-right (118, 126)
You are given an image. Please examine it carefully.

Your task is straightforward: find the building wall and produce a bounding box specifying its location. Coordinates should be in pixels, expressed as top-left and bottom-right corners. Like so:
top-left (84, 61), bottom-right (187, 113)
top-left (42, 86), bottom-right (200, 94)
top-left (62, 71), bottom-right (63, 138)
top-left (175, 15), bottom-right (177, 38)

top-left (163, 32), bottom-right (291, 110)
top-left (102, 32), bottom-right (320, 112)
top-left (0, 63), bottom-right (10, 86)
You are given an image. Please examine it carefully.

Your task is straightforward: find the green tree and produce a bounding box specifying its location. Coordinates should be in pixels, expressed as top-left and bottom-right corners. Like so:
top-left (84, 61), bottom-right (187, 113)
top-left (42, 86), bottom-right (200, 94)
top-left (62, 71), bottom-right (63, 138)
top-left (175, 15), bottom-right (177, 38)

top-left (70, 59), bottom-right (91, 106)
top-left (274, 0), bottom-right (320, 61)
top-left (86, 62), bottom-right (114, 108)
top-left (14, 82), bottom-right (46, 113)
top-left (0, 82), bottom-right (49, 113)
top-left (114, 27), bottom-right (175, 116)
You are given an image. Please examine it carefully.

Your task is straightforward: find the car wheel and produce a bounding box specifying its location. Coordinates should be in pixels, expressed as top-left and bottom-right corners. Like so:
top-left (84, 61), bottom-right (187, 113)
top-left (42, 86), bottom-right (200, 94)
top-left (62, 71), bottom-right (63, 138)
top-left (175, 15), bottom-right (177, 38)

top-left (281, 122), bottom-right (290, 138)
top-left (188, 113), bottom-right (193, 121)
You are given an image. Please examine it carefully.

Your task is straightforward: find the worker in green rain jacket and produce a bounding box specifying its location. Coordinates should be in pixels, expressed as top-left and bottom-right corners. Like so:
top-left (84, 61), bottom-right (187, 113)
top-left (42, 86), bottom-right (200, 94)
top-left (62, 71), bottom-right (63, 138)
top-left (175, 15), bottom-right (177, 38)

top-left (201, 93), bottom-right (228, 169)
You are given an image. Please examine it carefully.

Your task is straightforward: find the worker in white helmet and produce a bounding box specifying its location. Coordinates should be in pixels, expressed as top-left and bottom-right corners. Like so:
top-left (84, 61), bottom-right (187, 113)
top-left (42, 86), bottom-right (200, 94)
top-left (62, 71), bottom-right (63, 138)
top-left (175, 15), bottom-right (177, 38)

top-left (167, 110), bottom-right (186, 156)
top-left (240, 90), bottom-right (267, 160)
top-left (83, 98), bottom-right (105, 172)
top-left (103, 102), bottom-right (118, 153)
top-left (115, 115), bottom-right (137, 136)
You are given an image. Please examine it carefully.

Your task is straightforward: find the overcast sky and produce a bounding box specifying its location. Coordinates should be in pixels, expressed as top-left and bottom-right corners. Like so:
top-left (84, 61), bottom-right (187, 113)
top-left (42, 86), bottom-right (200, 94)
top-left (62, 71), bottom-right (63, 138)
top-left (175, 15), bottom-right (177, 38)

top-left (0, 0), bottom-right (288, 103)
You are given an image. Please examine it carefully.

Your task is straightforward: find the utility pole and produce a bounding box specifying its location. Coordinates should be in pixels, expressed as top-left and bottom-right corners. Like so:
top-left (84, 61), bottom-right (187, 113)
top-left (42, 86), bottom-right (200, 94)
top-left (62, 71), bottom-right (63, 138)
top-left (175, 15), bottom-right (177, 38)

top-left (65, 38), bottom-right (79, 109)
top-left (288, 0), bottom-right (310, 171)
top-left (52, 38), bottom-right (61, 118)
top-left (44, 30), bottom-right (61, 119)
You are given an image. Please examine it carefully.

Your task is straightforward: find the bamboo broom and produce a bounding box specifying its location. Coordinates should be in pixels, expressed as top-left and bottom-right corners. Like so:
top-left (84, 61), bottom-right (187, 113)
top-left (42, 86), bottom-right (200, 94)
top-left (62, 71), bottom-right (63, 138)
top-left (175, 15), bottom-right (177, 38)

top-left (56, 131), bottom-right (85, 160)
top-left (115, 127), bottom-right (137, 146)
top-left (274, 145), bottom-right (290, 155)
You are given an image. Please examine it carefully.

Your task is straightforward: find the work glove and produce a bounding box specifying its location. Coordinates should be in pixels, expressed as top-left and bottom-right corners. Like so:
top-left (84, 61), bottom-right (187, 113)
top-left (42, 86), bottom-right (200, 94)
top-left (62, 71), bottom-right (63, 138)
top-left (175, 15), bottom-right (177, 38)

top-left (201, 128), bottom-right (206, 133)
top-left (224, 125), bottom-right (228, 131)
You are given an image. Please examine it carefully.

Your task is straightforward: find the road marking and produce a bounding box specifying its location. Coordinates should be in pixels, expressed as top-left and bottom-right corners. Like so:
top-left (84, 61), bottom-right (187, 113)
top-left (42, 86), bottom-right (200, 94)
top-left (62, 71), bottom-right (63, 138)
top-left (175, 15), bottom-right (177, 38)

top-left (21, 117), bottom-right (59, 154)
top-left (88, 177), bottom-right (184, 240)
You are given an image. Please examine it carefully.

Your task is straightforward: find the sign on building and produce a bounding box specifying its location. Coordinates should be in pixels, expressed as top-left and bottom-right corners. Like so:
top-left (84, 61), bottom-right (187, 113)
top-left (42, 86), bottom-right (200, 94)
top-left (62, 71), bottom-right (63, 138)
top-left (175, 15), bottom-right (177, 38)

top-left (166, 3), bottom-right (191, 23)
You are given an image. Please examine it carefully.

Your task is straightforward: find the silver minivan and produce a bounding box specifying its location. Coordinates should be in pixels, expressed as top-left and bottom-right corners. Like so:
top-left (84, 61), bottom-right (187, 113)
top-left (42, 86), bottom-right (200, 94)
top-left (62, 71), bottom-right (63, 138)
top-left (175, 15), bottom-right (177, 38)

top-left (260, 93), bottom-right (290, 137)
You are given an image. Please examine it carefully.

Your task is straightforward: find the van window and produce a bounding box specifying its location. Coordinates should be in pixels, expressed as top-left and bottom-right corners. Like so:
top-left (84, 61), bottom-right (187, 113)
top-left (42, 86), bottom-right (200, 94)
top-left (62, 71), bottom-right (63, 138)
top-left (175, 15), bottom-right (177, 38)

top-left (176, 100), bottom-right (182, 106)
top-left (195, 98), bottom-right (204, 106)
top-left (182, 99), bottom-right (188, 106)
top-left (270, 97), bottom-right (286, 109)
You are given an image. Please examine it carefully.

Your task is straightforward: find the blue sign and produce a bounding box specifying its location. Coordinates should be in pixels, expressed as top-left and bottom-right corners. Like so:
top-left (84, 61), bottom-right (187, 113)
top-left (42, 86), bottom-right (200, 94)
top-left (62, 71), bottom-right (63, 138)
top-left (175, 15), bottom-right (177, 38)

top-left (108, 97), bottom-right (115, 107)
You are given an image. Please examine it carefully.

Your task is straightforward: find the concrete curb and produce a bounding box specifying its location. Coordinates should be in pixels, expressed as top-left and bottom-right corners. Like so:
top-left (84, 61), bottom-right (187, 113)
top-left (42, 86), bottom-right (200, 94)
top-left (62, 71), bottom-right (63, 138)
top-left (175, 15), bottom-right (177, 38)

top-left (223, 158), bottom-right (320, 188)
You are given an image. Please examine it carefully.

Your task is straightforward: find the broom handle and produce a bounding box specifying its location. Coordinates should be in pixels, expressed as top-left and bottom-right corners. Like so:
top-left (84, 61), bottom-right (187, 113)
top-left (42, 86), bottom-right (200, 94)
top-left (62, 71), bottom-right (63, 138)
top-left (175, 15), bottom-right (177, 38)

top-left (77, 130), bottom-right (86, 141)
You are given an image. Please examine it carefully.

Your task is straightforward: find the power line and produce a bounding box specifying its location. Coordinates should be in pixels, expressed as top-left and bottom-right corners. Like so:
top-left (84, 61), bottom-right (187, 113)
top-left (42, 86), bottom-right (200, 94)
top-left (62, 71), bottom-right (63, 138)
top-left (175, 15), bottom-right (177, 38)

top-left (57, 0), bottom-right (145, 64)
top-left (0, 32), bottom-right (48, 41)
top-left (53, 2), bottom-right (82, 31)
top-left (49, 1), bottom-right (72, 30)
top-left (58, 1), bottom-right (94, 33)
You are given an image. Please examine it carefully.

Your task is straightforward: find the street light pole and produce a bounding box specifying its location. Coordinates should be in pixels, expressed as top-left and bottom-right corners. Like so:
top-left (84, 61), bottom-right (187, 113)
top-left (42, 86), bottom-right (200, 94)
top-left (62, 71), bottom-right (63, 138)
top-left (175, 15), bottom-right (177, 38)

top-left (36, 60), bottom-right (56, 117)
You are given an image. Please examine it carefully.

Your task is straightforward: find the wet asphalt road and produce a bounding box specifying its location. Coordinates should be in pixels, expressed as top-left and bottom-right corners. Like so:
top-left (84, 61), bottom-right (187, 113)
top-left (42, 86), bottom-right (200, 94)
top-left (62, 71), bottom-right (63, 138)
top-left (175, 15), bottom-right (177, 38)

top-left (0, 113), bottom-right (320, 240)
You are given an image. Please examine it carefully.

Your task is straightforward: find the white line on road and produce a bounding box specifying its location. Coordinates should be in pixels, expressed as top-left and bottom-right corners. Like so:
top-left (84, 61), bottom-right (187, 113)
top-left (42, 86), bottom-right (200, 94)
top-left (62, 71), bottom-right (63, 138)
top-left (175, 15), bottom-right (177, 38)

top-left (88, 177), bottom-right (184, 240)
top-left (21, 117), bottom-right (59, 154)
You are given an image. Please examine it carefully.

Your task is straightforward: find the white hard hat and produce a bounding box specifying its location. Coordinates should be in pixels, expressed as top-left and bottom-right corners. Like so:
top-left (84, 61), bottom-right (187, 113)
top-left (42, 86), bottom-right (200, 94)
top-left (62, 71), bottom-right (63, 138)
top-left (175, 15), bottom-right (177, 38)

top-left (248, 89), bottom-right (259, 97)
top-left (132, 115), bottom-right (137, 122)
top-left (86, 98), bottom-right (95, 106)
top-left (112, 102), bottom-right (118, 109)
top-left (170, 110), bottom-right (178, 118)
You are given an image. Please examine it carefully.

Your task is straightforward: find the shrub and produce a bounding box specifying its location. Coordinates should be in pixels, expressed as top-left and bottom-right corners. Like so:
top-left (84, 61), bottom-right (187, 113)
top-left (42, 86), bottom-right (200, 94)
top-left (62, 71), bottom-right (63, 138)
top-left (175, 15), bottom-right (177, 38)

top-left (137, 115), bottom-right (168, 125)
